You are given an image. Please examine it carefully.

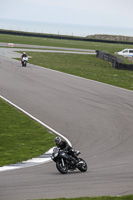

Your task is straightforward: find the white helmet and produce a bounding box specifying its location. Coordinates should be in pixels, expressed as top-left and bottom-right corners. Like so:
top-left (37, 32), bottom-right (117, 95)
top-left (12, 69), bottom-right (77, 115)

top-left (55, 136), bottom-right (62, 145)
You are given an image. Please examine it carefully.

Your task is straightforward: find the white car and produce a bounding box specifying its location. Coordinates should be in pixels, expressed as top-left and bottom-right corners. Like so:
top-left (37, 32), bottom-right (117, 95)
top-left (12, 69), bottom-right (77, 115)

top-left (116, 49), bottom-right (133, 57)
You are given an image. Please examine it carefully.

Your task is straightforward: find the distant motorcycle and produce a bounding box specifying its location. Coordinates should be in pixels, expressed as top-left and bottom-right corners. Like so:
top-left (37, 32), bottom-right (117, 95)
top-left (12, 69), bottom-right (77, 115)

top-left (51, 147), bottom-right (87, 174)
top-left (22, 56), bottom-right (28, 67)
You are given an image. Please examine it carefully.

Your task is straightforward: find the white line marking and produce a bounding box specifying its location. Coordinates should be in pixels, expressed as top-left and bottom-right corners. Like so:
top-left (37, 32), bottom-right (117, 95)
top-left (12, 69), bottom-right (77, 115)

top-left (0, 95), bottom-right (71, 172)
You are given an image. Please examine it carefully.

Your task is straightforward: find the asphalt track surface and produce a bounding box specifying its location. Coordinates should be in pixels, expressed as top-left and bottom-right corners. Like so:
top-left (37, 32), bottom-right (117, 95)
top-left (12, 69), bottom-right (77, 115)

top-left (0, 45), bottom-right (133, 200)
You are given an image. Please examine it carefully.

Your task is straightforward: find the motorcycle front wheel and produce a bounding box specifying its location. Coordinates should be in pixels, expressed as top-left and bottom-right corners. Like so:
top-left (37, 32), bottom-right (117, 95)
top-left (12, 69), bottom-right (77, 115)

top-left (56, 161), bottom-right (68, 174)
top-left (77, 158), bottom-right (87, 172)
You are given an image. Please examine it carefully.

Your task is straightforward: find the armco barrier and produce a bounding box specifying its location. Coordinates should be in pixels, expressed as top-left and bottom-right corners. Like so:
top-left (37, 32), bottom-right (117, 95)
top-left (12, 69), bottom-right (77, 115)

top-left (96, 50), bottom-right (133, 71)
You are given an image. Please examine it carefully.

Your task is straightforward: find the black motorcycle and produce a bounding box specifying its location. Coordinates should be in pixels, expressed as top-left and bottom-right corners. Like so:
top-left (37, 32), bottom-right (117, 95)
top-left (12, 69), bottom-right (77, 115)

top-left (51, 147), bottom-right (87, 174)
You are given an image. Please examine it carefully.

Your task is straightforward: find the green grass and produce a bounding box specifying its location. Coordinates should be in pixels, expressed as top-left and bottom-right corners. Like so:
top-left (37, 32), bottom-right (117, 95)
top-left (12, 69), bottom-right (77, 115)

top-left (0, 98), bottom-right (55, 167)
top-left (16, 52), bottom-right (133, 90)
top-left (1, 33), bottom-right (133, 54)
top-left (34, 195), bottom-right (133, 200)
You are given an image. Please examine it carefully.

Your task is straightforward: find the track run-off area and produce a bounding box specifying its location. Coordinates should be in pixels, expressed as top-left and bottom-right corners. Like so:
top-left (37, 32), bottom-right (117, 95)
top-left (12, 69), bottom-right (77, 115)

top-left (0, 43), bottom-right (133, 200)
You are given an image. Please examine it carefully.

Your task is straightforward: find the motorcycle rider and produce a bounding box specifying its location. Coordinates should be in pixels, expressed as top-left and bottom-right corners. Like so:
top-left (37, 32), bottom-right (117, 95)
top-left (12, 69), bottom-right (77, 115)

top-left (55, 136), bottom-right (80, 165)
top-left (21, 52), bottom-right (28, 63)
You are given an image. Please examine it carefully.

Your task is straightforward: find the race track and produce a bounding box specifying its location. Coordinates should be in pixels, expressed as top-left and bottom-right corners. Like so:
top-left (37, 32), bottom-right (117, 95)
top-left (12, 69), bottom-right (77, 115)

top-left (0, 45), bottom-right (133, 200)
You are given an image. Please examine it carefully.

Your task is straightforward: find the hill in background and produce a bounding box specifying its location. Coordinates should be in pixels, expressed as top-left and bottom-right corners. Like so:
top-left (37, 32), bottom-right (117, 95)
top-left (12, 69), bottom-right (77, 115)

top-left (86, 34), bottom-right (133, 42)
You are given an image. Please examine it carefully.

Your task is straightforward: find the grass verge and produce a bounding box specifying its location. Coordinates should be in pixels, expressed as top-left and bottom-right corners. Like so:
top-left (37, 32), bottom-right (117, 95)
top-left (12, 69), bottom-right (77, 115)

top-left (1, 33), bottom-right (133, 54)
top-left (33, 195), bottom-right (133, 200)
top-left (0, 98), bottom-right (55, 167)
top-left (16, 52), bottom-right (133, 90)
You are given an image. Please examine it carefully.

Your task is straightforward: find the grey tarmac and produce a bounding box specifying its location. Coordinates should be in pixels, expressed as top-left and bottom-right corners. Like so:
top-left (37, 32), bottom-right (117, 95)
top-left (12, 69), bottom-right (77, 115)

top-left (0, 46), bottom-right (133, 200)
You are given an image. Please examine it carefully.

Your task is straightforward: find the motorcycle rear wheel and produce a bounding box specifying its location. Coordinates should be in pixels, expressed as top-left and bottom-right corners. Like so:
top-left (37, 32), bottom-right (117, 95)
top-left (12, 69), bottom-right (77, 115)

top-left (56, 161), bottom-right (68, 174)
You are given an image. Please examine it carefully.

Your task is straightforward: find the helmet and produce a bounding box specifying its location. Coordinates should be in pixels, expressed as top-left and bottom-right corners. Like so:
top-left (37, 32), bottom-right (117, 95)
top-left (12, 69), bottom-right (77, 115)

top-left (55, 136), bottom-right (62, 145)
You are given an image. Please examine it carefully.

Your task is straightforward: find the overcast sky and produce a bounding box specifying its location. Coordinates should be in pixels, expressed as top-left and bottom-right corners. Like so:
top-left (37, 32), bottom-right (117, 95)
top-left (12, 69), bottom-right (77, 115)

top-left (0, 0), bottom-right (133, 29)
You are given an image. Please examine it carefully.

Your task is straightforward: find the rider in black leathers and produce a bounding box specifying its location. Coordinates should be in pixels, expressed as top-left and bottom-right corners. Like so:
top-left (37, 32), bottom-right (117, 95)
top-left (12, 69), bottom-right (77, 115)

top-left (21, 52), bottom-right (27, 58)
top-left (21, 52), bottom-right (28, 64)
top-left (55, 136), bottom-right (79, 164)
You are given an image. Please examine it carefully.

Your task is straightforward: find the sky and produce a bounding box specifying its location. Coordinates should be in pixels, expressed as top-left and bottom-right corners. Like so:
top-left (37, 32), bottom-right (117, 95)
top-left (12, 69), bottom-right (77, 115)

top-left (0, 0), bottom-right (133, 29)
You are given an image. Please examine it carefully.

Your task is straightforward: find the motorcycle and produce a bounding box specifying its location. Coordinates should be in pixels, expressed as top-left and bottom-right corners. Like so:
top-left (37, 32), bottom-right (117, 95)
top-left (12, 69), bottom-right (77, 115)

top-left (22, 56), bottom-right (28, 67)
top-left (51, 147), bottom-right (87, 174)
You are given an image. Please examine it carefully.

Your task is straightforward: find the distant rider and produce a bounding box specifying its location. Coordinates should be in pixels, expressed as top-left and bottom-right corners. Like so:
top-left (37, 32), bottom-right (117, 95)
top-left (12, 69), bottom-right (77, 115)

top-left (21, 52), bottom-right (28, 63)
top-left (55, 136), bottom-right (80, 164)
